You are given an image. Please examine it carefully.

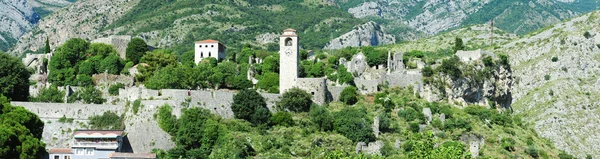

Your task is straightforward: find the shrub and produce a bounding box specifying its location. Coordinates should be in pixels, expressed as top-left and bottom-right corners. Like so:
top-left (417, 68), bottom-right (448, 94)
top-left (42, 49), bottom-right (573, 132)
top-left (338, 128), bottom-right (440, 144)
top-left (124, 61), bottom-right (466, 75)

top-left (438, 56), bottom-right (462, 79)
top-left (551, 56), bottom-right (558, 62)
top-left (0, 51), bottom-right (31, 101)
top-left (340, 86), bottom-right (358, 105)
top-left (270, 112), bottom-right (294, 127)
top-left (132, 99), bottom-right (142, 114)
top-left (309, 104), bottom-right (333, 131)
top-left (544, 75), bottom-right (551, 81)
top-left (232, 89), bottom-right (271, 125)
top-left (501, 138), bottom-right (516, 151)
top-left (526, 145), bottom-right (539, 159)
top-left (398, 107), bottom-right (424, 122)
top-left (498, 54), bottom-right (510, 66)
top-left (108, 83), bottom-right (125, 96)
top-left (278, 88), bottom-right (313, 112)
top-left (464, 105), bottom-right (491, 121)
top-left (445, 118), bottom-right (471, 131)
top-left (422, 66), bottom-right (434, 77)
top-left (156, 104), bottom-right (177, 135)
top-left (333, 107), bottom-right (375, 142)
top-left (58, 115), bottom-right (74, 123)
top-left (74, 86), bottom-right (106, 104)
top-left (482, 56), bottom-right (495, 67)
top-left (584, 31), bottom-right (592, 39)
top-left (378, 113), bottom-right (392, 132)
top-left (75, 74), bottom-right (94, 86)
top-left (99, 55), bottom-right (124, 74)
top-left (408, 122), bottom-right (420, 133)
top-left (32, 85), bottom-right (65, 103)
top-left (453, 37), bottom-right (464, 53)
top-left (558, 151), bottom-right (576, 159)
top-left (432, 118), bottom-right (443, 130)
top-left (256, 72), bottom-right (279, 93)
top-left (88, 111), bottom-right (124, 129)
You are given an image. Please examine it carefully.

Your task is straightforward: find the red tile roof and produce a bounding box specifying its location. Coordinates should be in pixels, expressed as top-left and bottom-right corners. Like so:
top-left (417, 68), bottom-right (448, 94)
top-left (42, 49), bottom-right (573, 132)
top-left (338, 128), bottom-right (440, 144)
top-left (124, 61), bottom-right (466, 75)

top-left (48, 148), bottom-right (73, 154)
top-left (195, 39), bottom-right (219, 43)
top-left (110, 152), bottom-right (157, 158)
top-left (284, 28), bottom-right (296, 32)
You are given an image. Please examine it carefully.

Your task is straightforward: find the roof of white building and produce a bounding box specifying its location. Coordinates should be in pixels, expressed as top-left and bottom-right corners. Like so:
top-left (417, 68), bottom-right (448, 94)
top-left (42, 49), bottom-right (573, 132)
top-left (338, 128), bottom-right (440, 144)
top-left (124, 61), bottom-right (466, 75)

top-left (48, 148), bottom-right (73, 154)
top-left (73, 130), bottom-right (124, 138)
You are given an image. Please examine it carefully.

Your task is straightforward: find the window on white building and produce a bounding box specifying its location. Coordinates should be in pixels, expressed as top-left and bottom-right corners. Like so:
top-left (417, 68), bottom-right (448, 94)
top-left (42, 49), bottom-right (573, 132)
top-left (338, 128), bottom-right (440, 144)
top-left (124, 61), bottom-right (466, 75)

top-left (211, 45), bottom-right (214, 48)
top-left (65, 156), bottom-right (71, 159)
top-left (85, 148), bottom-right (93, 155)
top-left (201, 52), bottom-right (204, 58)
top-left (199, 45), bottom-right (202, 48)
top-left (209, 52), bottom-right (211, 57)
top-left (75, 148), bottom-right (84, 155)
top-left (54, 155), bottom-right (59, 159)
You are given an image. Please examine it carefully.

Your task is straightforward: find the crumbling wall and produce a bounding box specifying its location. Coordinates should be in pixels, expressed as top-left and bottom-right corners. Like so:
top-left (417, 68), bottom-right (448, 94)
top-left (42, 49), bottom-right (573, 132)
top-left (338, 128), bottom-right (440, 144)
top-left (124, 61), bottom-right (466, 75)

top-left (296, 78), bottom-right (327, 105)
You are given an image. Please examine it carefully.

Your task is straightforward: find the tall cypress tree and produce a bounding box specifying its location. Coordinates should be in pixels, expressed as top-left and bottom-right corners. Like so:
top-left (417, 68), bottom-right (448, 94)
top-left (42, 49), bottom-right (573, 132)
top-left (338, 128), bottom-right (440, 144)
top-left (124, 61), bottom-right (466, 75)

top-left (44, 37), bottom-right (50, 53)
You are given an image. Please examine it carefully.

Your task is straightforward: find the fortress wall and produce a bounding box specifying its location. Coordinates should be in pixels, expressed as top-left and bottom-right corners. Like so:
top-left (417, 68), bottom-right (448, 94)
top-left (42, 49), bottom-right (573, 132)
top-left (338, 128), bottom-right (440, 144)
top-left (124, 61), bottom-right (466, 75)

top-left (387, 72), bottom-right (423, 89)
top-left (354, 78), bottom-right (382, 94)
top-left (327, 86), bottom-right (347, 102)
top-left (296, 78), bottom-right (327, 104)
top-left (11, 102), bottom-right (124, 119)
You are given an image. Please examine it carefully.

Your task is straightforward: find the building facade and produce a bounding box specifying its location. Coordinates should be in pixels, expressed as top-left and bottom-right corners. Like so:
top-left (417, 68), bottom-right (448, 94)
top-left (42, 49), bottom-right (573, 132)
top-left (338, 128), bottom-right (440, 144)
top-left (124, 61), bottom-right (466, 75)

top-left (194, 39), bottom-right (226, 64)
top-left (47, 130), bottom-right (155, 159)
top-left (278, 29), bottom-right (327, 104)
top-left (279, 29), bottom-right (300, 94)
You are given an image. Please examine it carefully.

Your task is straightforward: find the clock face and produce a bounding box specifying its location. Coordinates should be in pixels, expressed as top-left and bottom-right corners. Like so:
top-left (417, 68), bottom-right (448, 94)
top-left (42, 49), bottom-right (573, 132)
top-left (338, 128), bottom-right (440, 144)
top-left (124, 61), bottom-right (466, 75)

top-left (285, 49), bottom-right (293, 56)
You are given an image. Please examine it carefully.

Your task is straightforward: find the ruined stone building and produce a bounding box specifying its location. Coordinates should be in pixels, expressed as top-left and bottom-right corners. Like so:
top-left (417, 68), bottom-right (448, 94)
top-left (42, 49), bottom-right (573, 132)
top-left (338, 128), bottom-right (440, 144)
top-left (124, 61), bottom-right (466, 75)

top-left (194, 39), bottom-right (226, 63)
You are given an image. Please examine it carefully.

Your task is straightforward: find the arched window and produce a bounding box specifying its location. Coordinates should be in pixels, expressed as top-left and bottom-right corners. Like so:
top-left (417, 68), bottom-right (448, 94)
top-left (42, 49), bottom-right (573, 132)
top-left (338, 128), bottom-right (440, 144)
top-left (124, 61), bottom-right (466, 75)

top-left (209, 52), bottom-right (212, 57)
top-left (285, 38), bottom-right (293, 46)
top-left (201, 52), bottom-right (204, 58)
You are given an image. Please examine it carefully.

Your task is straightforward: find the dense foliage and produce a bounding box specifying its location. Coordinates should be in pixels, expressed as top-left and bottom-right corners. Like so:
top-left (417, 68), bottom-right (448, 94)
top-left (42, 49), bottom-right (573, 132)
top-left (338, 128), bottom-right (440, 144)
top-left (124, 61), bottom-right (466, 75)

top-left (48, 39), bottom-right (124, 86)
top-left (88, 111), bottom-right (125, 130)
top-left (332, 107), bottom-right (375, 143)
top-left (277, 88), bottom-right (313, 112)
top-left (0, 51), bottom-right (31, 101)
top-left (0, 96), bottom-right (46, 158)
top-left (126, 38), bottom-right (149, 64)
top-left (31, 85), bottom-right (65, 103)
top-left (340, 86), bottom-right (358, 105)
top-left (68, 86), bottom-right (106, 104)
top-left (231, 89), bottom-right (271, 125)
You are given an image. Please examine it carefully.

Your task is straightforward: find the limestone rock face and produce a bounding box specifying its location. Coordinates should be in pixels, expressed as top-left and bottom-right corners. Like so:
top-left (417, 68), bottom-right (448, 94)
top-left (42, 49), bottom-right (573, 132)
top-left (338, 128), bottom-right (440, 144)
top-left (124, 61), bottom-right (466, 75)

top-left (324, 21), bottom-right (395, 50)
top-left (347, 2), bottom-right (382, 18)
top-left (9, 0), bottom-right (139, 56)
top-left (255, 33), bottom-right (279, 44)
top-left (422, 58), bottom-right (513, 108)
top-left (0, 0), bottom-right (39, 51)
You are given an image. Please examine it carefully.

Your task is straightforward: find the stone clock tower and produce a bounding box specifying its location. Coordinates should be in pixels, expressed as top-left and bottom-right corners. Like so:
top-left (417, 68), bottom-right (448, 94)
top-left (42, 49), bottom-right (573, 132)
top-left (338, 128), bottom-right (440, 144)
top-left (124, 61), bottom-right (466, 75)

top-left (279, 28), bottom-right (299, 93)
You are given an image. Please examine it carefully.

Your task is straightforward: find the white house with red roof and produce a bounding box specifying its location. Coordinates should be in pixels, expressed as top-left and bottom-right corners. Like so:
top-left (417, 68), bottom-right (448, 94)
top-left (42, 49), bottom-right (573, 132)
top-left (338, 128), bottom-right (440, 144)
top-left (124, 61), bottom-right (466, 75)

top-left (194, 39), bottom-right (226, 63)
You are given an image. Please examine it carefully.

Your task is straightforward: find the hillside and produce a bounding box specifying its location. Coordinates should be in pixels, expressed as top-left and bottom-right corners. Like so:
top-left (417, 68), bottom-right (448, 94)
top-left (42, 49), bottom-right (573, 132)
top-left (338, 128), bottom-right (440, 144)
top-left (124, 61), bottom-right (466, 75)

top-left (0, 0), bottom-right (73, 52)
top-left (497, 10), bottom-right (600, 158)
top-left (9, 0), bottom-right (366, 57)
top-left (340, 0), bottom-right (599, 40)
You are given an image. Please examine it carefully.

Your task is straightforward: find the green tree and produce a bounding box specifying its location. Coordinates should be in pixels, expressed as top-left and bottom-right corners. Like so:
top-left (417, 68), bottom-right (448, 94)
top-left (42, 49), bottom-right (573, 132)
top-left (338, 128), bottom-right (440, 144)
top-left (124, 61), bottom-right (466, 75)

top-left (362, 46), bottom-right (387, 67)
top-left (256, 72), bottom-right (279, 93)
top-left (333, 107), bottom-right (375, 142)
top-left (453, 37), bottom-right (464, 53)
top-left (75, 74), bottom-right (94, 87)
top-left (78, 60), bottom-right (96, 75)
top-left (87, 43), bottom-right (118, 57)
top-left (99, 55), bottom-right (124, 74)
top-left (157, 104), bottom-right (177, 135)
top-left (136, 49), bottom-right (178, 83)
top-left (277, 88), bottom-right (313, 112)
top-left (309, 104), bottom-right (333, 131)
top-left (337, 64), bottom-right (354, 85)
top-left (45, 37), bottom-right (50, 53)
top-left (48, 38), bottom-right (89, 86)
top-left (270, 112), bottom-right (294, 127)
top-left (77, 86), bottom-right (106, 104)
top-left (340, 86), bottom-right (358, 105)
top-left (0, 51), bottom-right (31, 101)
top-left (32, 86), bottom-right (65, 103)
top-left (108, 83), bottom-right (125, 96)
top-left (0, 96), bottom-right (46, 158)
top-left (231, 89), bottom-right (271, 125)
top-left (126, 38), bottom-right (149, 64)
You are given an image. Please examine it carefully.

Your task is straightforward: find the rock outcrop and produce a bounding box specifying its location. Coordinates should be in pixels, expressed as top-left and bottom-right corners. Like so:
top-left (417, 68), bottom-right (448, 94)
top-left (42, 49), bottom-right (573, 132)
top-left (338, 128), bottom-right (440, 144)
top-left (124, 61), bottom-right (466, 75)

top-left (324, 21), bottom-right (395, 50)
top-left (347, 2), bottom-right (382, 18)
top-left (0, 0), bottom-right (39, 51)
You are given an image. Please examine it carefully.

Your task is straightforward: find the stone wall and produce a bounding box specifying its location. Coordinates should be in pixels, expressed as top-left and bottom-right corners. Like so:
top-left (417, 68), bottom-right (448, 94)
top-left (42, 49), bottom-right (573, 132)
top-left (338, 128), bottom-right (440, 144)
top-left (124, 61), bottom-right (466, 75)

top-left (296, 78), bottom-right (327, 105)
top-left (92, 73), bottom-right (134, 86)
top-left (327, 86), bottom-right (347, 102)
top-left (354, 78), bottom-right (382, 94)
top-left (386, 71), bottom-right (423, 89)
top-left (91, 35), bottom-right (132, 59)
top-left (11, 102), bottom-right (123, 119)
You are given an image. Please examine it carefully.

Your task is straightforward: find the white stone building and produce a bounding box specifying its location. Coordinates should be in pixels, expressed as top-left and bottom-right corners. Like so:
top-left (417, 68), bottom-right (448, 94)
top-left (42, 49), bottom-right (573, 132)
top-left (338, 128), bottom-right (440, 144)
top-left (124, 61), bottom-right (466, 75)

top-left (194, 39), bottom-right (226, 64)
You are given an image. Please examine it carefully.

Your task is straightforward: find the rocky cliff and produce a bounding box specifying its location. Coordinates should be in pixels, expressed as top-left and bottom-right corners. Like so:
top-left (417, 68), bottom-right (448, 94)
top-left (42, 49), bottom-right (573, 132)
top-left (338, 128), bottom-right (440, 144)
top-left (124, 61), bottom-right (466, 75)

top-left (342, 0), bottom-right (596, 40)
top-left (324, 21), bottom-right (395, 50)
top-left (0, 0), bottom-right (39, 51)
top-left (497, 11), bottom-right (600, 158)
